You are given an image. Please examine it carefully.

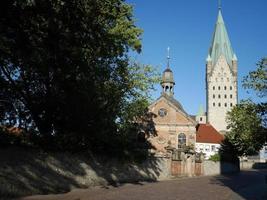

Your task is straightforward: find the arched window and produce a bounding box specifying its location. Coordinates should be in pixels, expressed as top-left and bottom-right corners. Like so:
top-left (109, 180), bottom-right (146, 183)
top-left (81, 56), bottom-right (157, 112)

top-left (178, 133), bottom-right (186, 149)
top-left (165, 86), bottom-right (169, 92)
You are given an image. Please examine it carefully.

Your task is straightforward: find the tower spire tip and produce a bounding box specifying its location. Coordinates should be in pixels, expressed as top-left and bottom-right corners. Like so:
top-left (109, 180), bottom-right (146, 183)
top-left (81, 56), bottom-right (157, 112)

top-left (167, 47), bottom-right (170, 69)
top-left (218, 0), bottom-right (222, 10)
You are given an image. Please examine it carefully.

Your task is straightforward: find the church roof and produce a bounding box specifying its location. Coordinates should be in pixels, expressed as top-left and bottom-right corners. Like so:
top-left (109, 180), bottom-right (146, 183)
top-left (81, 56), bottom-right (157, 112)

top-left (208, 9), bottom-right (236, 68)
top-left (160, 93), bottom-right (185, 113)
top-left (196, 123), bottom-right (224, 144)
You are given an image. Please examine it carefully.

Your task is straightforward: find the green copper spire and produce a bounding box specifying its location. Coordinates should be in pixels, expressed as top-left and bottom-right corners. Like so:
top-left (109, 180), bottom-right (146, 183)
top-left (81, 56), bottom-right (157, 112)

top-left (197, 104), bottom-right (205, 116)
top-left (208, 9), bottom-right (235, 68)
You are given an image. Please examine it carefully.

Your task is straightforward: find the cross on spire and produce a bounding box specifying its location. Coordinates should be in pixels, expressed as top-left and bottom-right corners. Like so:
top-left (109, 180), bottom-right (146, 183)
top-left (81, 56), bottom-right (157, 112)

top-left (167, 47), bottom-right (170, 69)
top-left (218, 0), bottom-right (222, 10)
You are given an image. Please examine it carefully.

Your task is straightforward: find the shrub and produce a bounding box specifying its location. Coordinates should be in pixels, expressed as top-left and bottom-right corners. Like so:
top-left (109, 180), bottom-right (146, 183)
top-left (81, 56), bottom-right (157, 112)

top-left (209, 153), bottom-right (220, 162)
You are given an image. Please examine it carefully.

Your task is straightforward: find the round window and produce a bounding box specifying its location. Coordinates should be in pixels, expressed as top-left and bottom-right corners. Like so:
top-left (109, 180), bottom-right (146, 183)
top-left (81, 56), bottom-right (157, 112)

top-left (158, 108), bottom-right (167, 117)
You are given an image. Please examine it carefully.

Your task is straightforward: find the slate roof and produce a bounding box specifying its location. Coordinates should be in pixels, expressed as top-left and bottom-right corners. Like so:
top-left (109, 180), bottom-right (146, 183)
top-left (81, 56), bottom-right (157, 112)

top-left (196, 123), bottom-right (224, 144)
top-left (161, 93), bottom-right (186, 113)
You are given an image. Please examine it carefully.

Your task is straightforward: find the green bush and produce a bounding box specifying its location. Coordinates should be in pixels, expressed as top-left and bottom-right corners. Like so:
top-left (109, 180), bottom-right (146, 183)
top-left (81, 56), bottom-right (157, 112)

top-left (209, 153), bottom-right (221, 162)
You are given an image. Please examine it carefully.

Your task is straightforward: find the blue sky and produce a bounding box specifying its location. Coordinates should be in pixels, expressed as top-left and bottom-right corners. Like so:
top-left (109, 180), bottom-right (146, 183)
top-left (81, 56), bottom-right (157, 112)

top-left (127, 0), bottom-right (267, 115)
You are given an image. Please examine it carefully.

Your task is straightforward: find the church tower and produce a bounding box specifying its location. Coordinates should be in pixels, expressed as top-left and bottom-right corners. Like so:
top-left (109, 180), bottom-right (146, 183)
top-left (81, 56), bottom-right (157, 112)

top-left (206, 6), bottom-right (238, 133)
top-left (161, 47), bottom-right (175, 96)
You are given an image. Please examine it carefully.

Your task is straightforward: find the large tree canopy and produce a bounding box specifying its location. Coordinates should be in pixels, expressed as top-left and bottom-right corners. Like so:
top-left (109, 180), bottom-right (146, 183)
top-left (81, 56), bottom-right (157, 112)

top-left (0, 0), bottom-right (159, 152)
top-left (226, 58), bottom-right (267, 156)
top-left (243, 58), bottom-right (267, 98)
top-left (226, 100), bottom-right (266, 156)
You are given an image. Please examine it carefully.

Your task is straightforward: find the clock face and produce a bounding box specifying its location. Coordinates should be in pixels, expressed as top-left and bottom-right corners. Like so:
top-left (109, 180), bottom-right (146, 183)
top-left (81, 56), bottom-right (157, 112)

top-left (158, 108), bottom-right (167, 117)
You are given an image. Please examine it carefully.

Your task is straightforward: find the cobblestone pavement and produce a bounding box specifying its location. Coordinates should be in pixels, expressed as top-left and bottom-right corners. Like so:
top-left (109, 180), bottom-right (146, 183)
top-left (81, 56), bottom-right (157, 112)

top-left (20, 169), bottom-right (267, 200)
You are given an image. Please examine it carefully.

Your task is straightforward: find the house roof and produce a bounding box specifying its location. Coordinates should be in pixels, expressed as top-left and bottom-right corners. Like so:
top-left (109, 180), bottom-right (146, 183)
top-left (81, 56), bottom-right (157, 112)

top-left (196, 123), bottom-right (224, 144)
top-left (1, 126), bottom-right (23, 136)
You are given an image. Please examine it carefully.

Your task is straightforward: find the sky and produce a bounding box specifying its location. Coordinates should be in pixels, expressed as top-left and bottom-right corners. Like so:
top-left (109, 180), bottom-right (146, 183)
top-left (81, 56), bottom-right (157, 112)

top-left (127, 0), bottom-right (267, 115)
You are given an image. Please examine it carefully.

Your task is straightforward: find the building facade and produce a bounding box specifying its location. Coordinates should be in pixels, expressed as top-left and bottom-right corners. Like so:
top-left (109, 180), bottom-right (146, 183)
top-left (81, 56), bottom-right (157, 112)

top-left (147, 58), bottom-right (197, 156)
top-left (206, 8), bottom-right (238, 133)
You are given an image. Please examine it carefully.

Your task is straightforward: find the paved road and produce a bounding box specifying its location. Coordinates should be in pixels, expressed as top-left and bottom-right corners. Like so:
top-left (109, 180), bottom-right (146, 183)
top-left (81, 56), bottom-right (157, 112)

top-left (20, 169), bottom-right (267, 200)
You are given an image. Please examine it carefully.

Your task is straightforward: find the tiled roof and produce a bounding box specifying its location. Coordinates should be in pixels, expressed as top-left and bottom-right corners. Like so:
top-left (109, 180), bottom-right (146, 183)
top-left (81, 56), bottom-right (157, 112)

top-left (1, 126), bottom-right (23, 136)
top-left (196, 123), bottom-right (224, 144)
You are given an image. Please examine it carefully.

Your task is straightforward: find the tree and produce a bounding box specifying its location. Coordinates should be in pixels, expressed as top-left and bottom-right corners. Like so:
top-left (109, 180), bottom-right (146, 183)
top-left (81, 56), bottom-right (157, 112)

top-left (0, 0), bottom-right (158, 152)
top-left (226, 100), bottom-right (266, 156)
top-left (225, 58), bottom-right (267, 156)
top-left (243, 58), bottom-right (267, 98)
top-left (243, 57), bottom-right (267, 127)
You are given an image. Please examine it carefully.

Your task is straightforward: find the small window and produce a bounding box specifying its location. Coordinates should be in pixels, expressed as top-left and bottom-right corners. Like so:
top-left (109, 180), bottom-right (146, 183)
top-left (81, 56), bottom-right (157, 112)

top-left (218, 94), bottom-right (221, 99)
top-left (224, 94), bottom-right (227, 98)
top-left (225, 103), bottom-right (227, 107)
top-left (224, 86), bottom-right (227, 90)
top-left (213, 94), bottom-right (215, 98)
top-left (200, 117), bottom-right (202, 121)
top-left (230, 94), bottom-right (233, 98)
top-left (205, 145), bottom-right (210, 152)
top-left (230, 86), bottom-right (232, 90)
top-left (218, 86), bottom-right (221, 90)
top-left (213, 102), bottom-right (215, 107)
top-left (218, 103), bottom-right (221, 107)
top-left (178, 133), bottom-right (186, 149)
top-left (213, 86), bottom-right (215, 90)
top-left (230, 103), bottom-right (233, 107)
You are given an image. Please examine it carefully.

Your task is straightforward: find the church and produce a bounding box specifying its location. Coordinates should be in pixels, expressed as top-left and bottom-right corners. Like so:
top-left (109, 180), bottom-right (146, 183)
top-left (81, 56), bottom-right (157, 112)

top-left (146, 6), bottom-right (237, 157)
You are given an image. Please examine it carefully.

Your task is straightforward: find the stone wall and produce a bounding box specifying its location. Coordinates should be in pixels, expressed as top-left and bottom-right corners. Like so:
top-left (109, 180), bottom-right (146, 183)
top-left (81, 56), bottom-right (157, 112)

top-left (0, 147), bottom-right (171, 198)
top-left (203, 160), bottom-right (239, 176)
top-left (240, 160), bottom-right (267, 170)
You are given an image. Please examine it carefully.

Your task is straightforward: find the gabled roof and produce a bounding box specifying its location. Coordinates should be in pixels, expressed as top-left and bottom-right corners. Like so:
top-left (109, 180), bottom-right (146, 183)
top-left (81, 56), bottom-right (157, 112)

top-left (208, 9), bottom-right (236, 69)
top-left (149, 93), bottom-right (197, 125)
top-left (196, 123), bottom-right (224, 144)
top-left (161, 93), bottom-right (185, 113)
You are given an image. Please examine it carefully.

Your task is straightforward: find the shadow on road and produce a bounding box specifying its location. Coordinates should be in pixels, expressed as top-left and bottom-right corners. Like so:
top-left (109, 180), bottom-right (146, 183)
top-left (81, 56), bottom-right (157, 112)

top-left (209, 170), bottom-right (267, 200)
